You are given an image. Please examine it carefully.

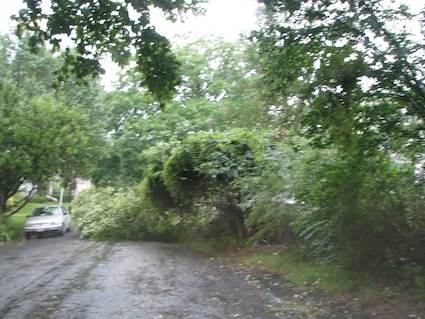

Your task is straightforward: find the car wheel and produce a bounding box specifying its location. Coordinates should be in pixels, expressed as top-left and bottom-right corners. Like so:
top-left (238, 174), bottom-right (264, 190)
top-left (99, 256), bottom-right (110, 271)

top-left (58, 225), bottom-right (65, 236)
top-left (25, 233), bottom-right (31, 240)
top-left (66, 225), bottom-right (71, 232)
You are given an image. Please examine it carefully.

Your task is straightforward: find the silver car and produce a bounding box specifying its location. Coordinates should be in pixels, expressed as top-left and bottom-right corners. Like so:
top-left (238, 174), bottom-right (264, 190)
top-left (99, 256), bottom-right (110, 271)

top-left (24, 206), bottom-right (71, 239)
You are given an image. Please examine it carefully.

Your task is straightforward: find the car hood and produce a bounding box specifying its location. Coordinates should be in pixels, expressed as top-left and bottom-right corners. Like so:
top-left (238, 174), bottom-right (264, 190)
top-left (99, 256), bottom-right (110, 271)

top-left (25, 216), bottom-right (63, 225)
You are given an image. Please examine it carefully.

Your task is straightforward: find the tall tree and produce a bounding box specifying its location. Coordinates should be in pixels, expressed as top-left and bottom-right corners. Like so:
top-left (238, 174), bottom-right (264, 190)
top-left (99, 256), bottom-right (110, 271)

top-left (91, 38), bottom-right (272, 186)
top-left (0, 90), bottom-right (102, 214)
top-left (0, 35), bottom-right (103, 214)
top-left (175, 38), bottom-right (272, 128)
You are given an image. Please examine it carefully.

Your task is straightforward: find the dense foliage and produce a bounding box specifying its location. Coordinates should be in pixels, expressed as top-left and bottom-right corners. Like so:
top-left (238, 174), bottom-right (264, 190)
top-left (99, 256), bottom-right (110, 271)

top-left (255, 0), bottom-right (425, 155)
top-left (74, 130), bottom-right (264, 240)
top-left (92, 39), bottom-right (268, 186)
top-left (70, 187), bottom-right (182, 240)
top-left (293, 151), bottom-right (425, 267)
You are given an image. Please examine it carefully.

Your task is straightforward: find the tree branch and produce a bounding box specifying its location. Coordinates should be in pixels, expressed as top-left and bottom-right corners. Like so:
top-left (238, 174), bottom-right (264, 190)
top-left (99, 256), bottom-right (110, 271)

top-left (5, 178), bottom-right (25, 200)
top-left (6, 186), bottom-right (38, 217)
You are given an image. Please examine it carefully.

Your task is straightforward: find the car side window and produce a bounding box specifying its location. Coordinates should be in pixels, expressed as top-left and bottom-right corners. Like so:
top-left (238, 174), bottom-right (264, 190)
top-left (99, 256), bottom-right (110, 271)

top-left (62, 207), bottom-right (68, 215)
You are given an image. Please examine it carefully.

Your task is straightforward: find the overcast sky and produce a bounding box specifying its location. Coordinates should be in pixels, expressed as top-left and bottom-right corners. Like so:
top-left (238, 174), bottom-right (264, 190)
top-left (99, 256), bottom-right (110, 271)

top-left (0, 0), bottom-right (422, 88)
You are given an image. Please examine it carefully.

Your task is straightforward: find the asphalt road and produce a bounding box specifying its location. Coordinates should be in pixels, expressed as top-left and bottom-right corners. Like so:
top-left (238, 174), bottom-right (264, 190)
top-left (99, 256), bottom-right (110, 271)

top-left (0, 233), bottom-right (282, 319)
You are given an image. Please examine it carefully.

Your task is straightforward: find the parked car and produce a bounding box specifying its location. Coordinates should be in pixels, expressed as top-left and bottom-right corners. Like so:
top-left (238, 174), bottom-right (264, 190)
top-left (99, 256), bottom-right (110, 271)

top-left (24, 206), bottom-right (71, 239)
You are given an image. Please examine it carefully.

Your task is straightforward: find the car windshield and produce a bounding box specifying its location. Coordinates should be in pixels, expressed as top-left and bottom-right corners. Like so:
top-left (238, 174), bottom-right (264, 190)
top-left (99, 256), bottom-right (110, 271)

top-left (31, 207), bottom-right (62, 217)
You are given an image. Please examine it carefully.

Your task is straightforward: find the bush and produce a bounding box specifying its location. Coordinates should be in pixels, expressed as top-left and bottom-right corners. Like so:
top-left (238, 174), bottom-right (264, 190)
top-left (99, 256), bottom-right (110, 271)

top-left (239, 138), bottom-right (425, 270)
top-left (0, 218), bottom-right (13, 241)
top-left (293, 150), bottom-right (425, 268)
top-left (70, 187), bottom-right (183, 241)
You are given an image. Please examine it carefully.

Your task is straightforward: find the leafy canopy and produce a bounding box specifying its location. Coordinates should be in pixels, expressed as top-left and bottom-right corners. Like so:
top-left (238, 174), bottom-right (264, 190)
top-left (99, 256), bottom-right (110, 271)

top-left (255, 0), bottom-right (425, 154)
top-left (14, 0), bottom-right (206, 102)
top-left (0, 90), bottom-right (102, 213)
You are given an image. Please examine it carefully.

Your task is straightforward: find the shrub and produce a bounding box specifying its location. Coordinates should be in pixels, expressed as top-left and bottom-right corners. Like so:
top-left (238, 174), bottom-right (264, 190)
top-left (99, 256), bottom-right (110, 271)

top-left (293, 150), bottom-right (425, 268)
top-left (70, 187), bottom-right (182, 241)
top-left (239, 138), bottom-right (425, 270)
top-left (0, 218), bottom-right (13, 241)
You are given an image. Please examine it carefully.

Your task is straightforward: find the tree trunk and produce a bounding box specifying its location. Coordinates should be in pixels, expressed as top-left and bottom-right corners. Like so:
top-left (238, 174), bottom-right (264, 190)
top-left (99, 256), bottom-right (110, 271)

top-left (216, 203), bottom-right (247, 238)
top-left (68, 178), bottom-right (77, 202)
top-left (0, 191), bottom-right (7, 214)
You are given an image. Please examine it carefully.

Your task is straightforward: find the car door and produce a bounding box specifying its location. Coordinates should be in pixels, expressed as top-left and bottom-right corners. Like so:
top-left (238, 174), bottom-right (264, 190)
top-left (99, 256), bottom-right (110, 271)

top-left (61, 207), bottom-right (71, 229)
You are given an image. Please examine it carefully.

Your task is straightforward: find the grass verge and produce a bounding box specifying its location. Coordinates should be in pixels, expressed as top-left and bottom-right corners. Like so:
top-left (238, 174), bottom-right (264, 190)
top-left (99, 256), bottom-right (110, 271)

top-left (243, 251), bottom-right (375, 293)
top-left (241, 250), bottom-right (425, 300)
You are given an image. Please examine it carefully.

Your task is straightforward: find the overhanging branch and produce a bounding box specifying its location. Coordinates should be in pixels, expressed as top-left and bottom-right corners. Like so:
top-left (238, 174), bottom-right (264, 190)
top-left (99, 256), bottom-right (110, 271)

top-left (6, 186), bottom-right (38, 217)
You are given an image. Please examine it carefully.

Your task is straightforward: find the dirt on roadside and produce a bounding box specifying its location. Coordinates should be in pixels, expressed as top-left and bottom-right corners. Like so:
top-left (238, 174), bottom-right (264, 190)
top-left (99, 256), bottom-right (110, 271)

top-left (217, 246), bottom-right (425, 319)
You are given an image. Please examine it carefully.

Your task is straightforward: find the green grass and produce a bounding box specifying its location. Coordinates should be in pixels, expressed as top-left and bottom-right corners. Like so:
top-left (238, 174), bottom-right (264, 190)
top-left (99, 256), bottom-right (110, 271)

top-left (187, 239), bottom-right (379, 294)
top-left (243, 251), bottom-right (425, 303)
top-left (243, 251), bottom-right (382, 294)
top-left (188, 240), bottom-right (218, 254)
top-left (0, 202), bottom-right (69, 241)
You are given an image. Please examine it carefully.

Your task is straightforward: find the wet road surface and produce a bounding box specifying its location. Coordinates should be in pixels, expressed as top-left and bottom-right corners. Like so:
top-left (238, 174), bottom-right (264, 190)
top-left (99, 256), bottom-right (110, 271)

top-left (0, 233), bottom-right (282, 319)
